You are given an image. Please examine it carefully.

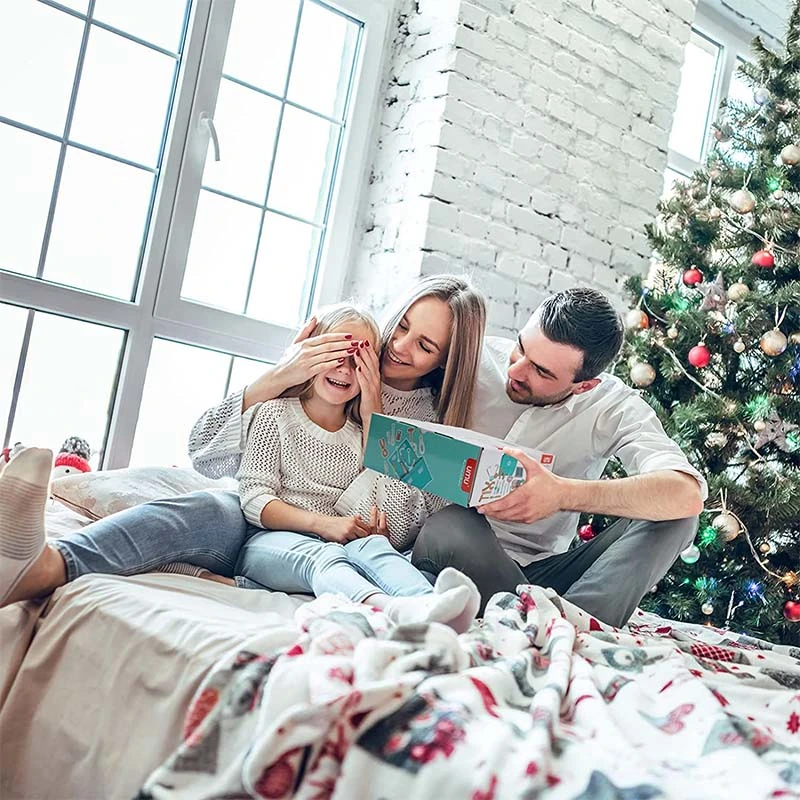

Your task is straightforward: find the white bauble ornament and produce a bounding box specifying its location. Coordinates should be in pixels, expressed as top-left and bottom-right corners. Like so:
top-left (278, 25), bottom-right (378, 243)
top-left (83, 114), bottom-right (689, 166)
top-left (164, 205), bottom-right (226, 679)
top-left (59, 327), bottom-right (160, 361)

top-left (705, 431), bottom-right (728, 448)
top-left (680, 544), bottom-right (700, 564)
top-left (701, 602), bottom-right (714, 615)
top-left (727, 281), bottom-right (750, 302)
top-left (667, 326), bottom-right (678, 339)
top-left (760, 328), bottom-right (788, 356)
top-left (713, 512), bottom-right (741, 541)
top-left (709, 207), bottom-right (722, 220)
top-left (625, 308), bottom-right (648, 330)
top-left (630, 362), bottom-right (656, 387)
top-left (754, 420), bottom-right (767, 433)
top-left (733, 339), bottom-right (746, 354)
top-left (780, 144), bottom-right (800, 165)
top-left (773, 189), bottom-right (785, 200)
top-left (729, 188), bottom-right (756, 214)
top-left (754, 87), bottom-right (771, 106)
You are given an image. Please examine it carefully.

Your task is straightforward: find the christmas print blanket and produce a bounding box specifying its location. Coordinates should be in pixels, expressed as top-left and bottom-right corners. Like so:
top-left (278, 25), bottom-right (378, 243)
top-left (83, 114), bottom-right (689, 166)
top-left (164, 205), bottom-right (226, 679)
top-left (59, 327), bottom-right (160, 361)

top-left (139, 586), bottom-right (800, 800)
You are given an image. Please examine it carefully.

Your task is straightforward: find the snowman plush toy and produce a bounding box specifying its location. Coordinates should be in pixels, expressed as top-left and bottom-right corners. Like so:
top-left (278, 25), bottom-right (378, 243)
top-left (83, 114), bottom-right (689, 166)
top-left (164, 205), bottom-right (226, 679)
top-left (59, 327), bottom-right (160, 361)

top-left (51, 436), bottom-right (92, 478)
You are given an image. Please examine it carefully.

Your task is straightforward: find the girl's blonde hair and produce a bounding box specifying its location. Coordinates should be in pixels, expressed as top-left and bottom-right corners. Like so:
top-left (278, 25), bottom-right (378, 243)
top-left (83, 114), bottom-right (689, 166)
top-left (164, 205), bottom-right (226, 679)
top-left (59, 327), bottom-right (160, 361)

top-left (281, 305), bottom-right (380, 426)
top-left (381, 274), bottom-right (486, 428)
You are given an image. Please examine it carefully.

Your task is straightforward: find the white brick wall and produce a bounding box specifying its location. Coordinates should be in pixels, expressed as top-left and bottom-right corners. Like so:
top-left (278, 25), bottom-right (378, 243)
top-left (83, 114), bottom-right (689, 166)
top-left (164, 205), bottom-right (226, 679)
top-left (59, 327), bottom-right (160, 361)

top-left (346, 0), bottom-right (700, 334)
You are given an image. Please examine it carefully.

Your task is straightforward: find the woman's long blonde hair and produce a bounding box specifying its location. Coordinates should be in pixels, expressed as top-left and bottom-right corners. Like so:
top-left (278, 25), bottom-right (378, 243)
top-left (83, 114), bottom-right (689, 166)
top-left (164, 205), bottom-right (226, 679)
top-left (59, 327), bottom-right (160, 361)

top-left (381, 275), bottom-right (486, 428)
top-left (281, 305), bottom-right (380, 426)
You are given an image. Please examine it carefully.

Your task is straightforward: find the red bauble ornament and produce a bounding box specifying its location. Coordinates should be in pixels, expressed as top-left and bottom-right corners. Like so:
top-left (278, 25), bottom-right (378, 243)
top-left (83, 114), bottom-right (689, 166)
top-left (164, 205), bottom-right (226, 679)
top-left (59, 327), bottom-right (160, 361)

top-left (682, 267), bottom-right (704, 286)
top-left (688, 343), bottom-right (711, 368)
top-left (784, 600), bottom-right (800, 622)
top-left (578, 523), bottom-right (596, 542)
top-left (751, 249), bottom-right (775, 268)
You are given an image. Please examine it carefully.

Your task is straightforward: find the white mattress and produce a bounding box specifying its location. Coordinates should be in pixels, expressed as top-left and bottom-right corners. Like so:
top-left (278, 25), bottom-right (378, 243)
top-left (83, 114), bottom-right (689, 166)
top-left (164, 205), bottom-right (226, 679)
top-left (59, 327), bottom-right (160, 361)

top-left (0, 571), bottom-right (305, 799)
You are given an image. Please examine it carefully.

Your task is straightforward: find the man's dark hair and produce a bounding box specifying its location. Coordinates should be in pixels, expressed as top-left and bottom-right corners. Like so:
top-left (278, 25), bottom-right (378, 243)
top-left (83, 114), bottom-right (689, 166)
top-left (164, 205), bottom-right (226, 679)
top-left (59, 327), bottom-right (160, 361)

top-left (535, 287), bottom-right (624, 381)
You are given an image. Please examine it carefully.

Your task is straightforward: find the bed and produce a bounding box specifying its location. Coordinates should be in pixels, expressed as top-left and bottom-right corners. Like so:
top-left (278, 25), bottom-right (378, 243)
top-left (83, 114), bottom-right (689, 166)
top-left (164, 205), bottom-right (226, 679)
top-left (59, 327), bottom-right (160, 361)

top-left (1, 476), bottom-right (799, 799)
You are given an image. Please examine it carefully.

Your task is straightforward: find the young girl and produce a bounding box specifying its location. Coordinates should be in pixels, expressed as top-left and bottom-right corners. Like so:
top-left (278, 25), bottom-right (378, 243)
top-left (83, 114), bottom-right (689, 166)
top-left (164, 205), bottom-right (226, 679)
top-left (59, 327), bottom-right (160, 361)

top-left (234, 304), bottom-right (480, 632)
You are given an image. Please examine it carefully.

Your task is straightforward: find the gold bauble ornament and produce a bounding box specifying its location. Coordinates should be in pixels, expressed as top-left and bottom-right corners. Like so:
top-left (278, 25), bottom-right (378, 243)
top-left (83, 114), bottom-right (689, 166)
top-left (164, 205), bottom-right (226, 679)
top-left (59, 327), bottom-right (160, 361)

top-left (773, 189), bottom-right (785, 200)
top-left (713, 512), bottom-right (741, 542)
top-left (733, 339), bottom-right (746, 353)
top-left (667, 326), bottom-right (678, 339)
top-left (630, 362), bottom-right (656, 388)
top-left (729, 188), bottom-right (756, 214)
top-left (783, 571), bottom-right (799, 588)
top-left (624, 308), bottom-right (648, 330)
top-left (708, 207), bottom-right (722, 220)
top-left (759, 542), bottom-right (771, 554)
top-left (701, 602), bottom-right (714, 615)
top-left (754, 420), bottom-right (767, 432)
top-left (760, 328), bottom-right (788, 356)
top-left (727, 281), bottom-right (750, 302)
top-left (780, 143), bottom-right (800, 165)
top-left (789, 331), bottom-right (800, 345)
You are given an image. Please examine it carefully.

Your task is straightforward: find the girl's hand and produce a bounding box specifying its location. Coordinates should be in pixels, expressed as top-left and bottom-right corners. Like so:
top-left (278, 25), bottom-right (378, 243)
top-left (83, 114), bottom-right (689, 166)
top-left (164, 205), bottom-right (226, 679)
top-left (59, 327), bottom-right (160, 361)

top-left (368, 504), bottom-right (389, 537)
top-left (319, 515), bottom-right (373, 543)
top-left (274, 318), bottom-right (357, 389)
top-left (354, 341), bottom-right (383, 422)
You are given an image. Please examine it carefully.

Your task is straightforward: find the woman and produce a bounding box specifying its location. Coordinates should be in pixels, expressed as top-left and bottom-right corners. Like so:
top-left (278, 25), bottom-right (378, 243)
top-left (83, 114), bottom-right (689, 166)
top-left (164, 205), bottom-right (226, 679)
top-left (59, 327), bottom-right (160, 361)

top-left (0, 275), bottom-right (486, 607)
top-left (226, 304), bottom-right (479, 632)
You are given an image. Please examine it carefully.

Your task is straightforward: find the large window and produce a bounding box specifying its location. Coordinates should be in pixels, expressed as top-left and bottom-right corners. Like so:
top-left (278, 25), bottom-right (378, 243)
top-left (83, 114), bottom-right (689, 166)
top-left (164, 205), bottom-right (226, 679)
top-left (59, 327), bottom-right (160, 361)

top-left (665, 7), bottom-right (756, 195)
top-left (1, 0), bottom-right (390, 467)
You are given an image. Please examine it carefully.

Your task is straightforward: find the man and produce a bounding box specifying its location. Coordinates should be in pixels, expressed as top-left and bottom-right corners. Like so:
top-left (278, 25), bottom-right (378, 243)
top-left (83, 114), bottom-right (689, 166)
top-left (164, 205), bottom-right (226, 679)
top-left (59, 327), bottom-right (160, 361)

top-left (411, 287), bottom-right (706, 627)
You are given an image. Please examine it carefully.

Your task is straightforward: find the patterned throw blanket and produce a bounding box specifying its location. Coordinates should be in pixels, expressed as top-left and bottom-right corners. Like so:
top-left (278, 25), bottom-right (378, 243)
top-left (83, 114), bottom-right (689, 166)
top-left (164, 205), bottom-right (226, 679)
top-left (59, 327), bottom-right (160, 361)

top-left (138, 587), bottom-right (800, 800)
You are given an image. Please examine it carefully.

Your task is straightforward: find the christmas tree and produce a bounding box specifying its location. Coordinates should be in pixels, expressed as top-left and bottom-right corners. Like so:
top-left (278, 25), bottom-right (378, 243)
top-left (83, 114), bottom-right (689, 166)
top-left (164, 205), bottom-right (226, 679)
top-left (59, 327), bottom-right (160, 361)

top-left (613, 2), bottom-right (800, 645)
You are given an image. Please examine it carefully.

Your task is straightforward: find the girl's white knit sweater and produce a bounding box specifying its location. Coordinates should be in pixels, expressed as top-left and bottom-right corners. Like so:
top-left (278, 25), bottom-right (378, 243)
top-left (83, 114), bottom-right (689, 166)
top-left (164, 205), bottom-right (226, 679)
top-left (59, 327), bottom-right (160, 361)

top-left (190, 384), bottom-right (447, 550)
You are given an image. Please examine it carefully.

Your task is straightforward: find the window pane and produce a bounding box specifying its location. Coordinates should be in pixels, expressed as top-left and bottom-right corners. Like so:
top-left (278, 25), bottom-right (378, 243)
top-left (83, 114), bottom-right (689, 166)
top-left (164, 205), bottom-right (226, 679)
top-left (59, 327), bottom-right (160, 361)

top-left (201, 79), bottom-right (281, 204)
top-left (267, 106), bottom-right (339, 223)
top-left (60, 0), bottom-right (89, 11)
top-left (288, 2), bottom-right (359, 120)
top-left (44, 147), bottom-right (154, 300)
top-left (223, 0), bottom-right (300, 95)
top-left (669, 31), bottom-right (720, 163)
top-left (247, 213), bottom-right (320, 327)
top-left (227, 355), bottom-right (272, 396)
top-left (0, 1), bottom-right (83, 135)
top-left (130, 340), bottom-right (230, 467)
top-left (93, 0), bottom-right (189, 52)
top-left (0, 304), bottom-right (28, 444)
top-left (70, 26), bottom-right (175, 167)
top-left (180, 190), bottom-right (262, 313)
top-left (728, 58), bottom-right (753, 106)
top-left (0, 125), bottom-right (61, 277)
top-left (8, 310), bottom-right (123, 468)
top-left (719, 59), bottom-right (754, 168)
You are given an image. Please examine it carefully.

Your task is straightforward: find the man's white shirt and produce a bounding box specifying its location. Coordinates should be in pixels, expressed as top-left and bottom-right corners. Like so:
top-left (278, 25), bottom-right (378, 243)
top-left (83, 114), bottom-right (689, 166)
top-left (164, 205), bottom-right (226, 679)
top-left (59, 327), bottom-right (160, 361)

top-left (471, 337), bottom-right (708, 566)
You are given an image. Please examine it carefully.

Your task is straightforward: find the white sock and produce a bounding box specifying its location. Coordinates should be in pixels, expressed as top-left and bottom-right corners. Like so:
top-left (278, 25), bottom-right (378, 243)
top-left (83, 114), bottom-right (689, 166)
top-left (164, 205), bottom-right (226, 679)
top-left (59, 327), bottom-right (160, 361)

top-left (0, 447), bottom-right (52, 604)
top-left (433, 567), bottom-right (481, 634)
top-left (384, 585), bottom-right (470, 631)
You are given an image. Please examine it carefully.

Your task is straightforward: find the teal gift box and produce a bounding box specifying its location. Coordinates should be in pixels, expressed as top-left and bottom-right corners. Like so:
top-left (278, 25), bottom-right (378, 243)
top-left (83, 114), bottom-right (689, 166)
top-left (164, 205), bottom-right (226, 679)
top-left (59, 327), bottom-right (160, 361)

top-left (363, 414), bottom-right (555, 507)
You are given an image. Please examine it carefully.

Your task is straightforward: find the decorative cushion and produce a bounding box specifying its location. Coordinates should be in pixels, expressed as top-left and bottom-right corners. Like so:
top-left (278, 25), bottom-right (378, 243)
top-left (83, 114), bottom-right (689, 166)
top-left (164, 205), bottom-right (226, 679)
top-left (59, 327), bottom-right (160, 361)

top-left (51, 467), bottom-right (236, 521)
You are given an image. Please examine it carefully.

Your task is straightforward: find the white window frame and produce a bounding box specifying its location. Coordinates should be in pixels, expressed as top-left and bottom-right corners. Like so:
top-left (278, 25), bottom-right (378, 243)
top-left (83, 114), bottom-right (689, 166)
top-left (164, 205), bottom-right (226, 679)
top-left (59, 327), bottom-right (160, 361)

top-left (668, 3), bottom-right (756, 180)
top-left (1, 0), bottom-right (394, 468)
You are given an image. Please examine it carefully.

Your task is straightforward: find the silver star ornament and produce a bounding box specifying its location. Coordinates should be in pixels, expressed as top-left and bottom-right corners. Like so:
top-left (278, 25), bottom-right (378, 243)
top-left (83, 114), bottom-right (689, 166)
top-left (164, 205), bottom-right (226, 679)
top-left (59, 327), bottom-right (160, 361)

top-left (754, 410), bottom-right (799, 451)
top-left (699, 272), bottom-right (728, 313)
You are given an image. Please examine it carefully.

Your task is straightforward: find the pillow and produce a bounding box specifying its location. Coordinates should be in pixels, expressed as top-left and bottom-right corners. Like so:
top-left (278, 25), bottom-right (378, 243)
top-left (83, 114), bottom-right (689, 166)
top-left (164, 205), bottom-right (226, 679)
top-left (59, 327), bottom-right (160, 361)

top-left (51, 467), bottom-right (236, 521)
